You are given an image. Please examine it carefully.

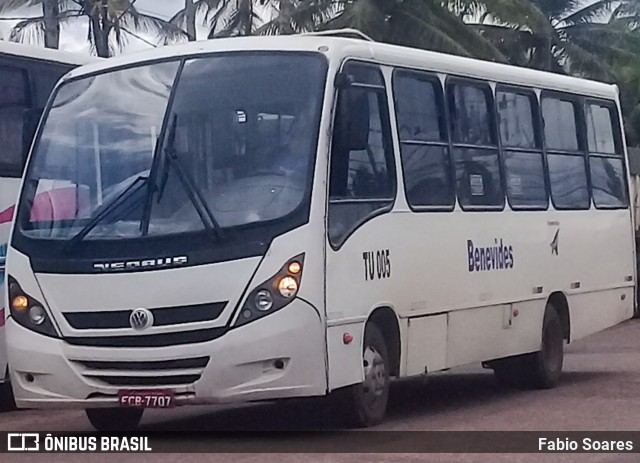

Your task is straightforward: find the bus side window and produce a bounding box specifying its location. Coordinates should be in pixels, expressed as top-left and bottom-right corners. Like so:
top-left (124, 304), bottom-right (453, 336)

top-left (586, 101), bottom-right (628, 209)
top-left (497, 88), bottom-right (548, 210)
top-left (447, 79), bottom-right (504, 210)
top-left (0, 66), bottom-right (29, 178)
top-left (328, 63), bottom-right (396, 247)
top-left (542, 94), bottom-right (590, 210)
top-left (392, 70), bottom-right (453, 209)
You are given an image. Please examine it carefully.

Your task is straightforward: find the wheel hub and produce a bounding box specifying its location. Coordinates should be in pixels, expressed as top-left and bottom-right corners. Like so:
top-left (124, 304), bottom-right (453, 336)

top-left (362, 345), bottom-right (387, 407)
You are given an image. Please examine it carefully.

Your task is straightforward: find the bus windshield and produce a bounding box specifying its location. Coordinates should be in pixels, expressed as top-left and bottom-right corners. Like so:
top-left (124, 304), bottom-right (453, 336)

top-left (17, 52), bottom-right (326, 242)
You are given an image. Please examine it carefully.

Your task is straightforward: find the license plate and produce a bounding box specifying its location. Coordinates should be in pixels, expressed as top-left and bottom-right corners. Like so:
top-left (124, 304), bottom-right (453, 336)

top-left (118, 389), bottom-right (175, 408)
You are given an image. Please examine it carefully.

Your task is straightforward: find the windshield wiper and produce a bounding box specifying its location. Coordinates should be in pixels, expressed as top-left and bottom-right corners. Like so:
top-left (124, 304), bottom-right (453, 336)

top-left (67, 174), bottom-right (149, 247)
top-left (156, 114), bottom-right (224, 239)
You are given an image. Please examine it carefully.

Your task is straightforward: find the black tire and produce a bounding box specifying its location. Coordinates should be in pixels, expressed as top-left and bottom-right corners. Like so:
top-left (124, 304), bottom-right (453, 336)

top-left (491, 304), bottom-right (564, 389)
top-left (0, 379), bottom-right (16, 411)
top-left (336, 324), bottom-right (390, 427)
top-left (86, 408), bottom-right (144, 431)
top-left (528, 305), bottom-right (564, 388)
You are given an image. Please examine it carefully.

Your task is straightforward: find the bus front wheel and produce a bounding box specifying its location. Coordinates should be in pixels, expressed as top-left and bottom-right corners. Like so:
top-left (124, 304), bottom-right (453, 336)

top-left (337, 324), bottom-right (390, 427)
top-left (85, 408), bottom-right (143, 431)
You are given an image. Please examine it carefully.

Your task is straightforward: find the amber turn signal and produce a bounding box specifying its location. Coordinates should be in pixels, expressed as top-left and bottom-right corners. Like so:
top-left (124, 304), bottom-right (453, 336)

top-left (11, 295), bottom-right (29, 311)
top-left (287, 261), bottom-right (302, 275)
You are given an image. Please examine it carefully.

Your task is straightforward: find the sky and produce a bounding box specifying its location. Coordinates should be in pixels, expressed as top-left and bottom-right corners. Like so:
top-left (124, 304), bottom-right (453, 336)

top-left (0, 0), bottom-right (219, 55)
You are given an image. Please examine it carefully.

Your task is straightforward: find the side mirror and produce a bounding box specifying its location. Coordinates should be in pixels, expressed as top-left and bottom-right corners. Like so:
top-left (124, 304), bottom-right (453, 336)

top-left (22, 108), bottom-right (43, 164)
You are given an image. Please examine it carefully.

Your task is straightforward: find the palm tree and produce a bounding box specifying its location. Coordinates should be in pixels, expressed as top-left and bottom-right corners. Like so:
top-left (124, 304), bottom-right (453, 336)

top-left (169, 0), bottom-right (224, 41)
top-left (0, 0), bottom-right (186, 57)
top-left (0, 0), bottom-right (62, 49)
top-left (464, 0), bottom-right (640, 80)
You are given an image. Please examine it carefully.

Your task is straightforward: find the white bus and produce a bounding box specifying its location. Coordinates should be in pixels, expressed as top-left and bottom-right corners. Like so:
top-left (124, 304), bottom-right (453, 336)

top-left (4, 32), bottom-right (635, 430)
top-left (0, 42), bottom-right (95, 402)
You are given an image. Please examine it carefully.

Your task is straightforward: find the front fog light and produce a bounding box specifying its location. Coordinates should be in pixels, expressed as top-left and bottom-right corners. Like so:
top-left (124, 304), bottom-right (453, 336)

top-left (278, 276), bottom-right (298, 298)
top-left (28, 306), bottom-right (46, 325)
top-left (254, 290), bottom-right (274, 311)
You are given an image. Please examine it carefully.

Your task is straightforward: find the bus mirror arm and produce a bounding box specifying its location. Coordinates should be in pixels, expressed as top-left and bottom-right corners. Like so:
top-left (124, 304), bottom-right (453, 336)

top-left (335, 87), bottom-right (370, 153)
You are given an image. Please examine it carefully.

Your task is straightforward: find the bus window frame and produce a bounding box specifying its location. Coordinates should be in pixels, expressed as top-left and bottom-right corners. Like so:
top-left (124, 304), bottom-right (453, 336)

top-left (540, 89), bottom-right (592, 211)
top-left (327, 59), bottom-right (397, 250)
top-left (0, 60), bottom-right (32, 179)
top-left (584, 97), bottom-right (630, 210)
top-left (495, 83), bottom-right (550, 212)
top-left (391, 68), bottom-right (456, 213)
top-left (445, 75), bottom-right (506, 212)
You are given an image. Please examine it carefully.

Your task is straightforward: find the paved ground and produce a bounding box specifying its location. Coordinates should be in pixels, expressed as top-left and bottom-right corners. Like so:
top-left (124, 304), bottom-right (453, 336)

top-left (2, 319), bottom-right (640, 462)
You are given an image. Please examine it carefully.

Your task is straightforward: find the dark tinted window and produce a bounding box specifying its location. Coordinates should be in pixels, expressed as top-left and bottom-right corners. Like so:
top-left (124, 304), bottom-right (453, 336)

top-left (394, 71), bottom-right (453, 208)
top-left (542, 94), bottom-right (589, 209)
top-left (449, 83), bottom-right (494, 145)
top-left (497, 89), bottom-right (547, 209)
top-left (590, 156), bottom-right (627, 208)
top-left (586, 103), bottom-right (618, 154)
top-left (504, 151), bottom-right (547, 208)
top-left (542, 97), bottom-right (579, 151)
top-left (329, 64), bottom-right (395, 246)
top-left (586, 101), bottom-right (627, 208)
top-left (453, 148), bottom-right (503, 208)
top-left (547, 154), bottom-right (590, 209)
top-left (448, 80), bottom-right (502, 209)
top-left (32, 65), bottom-right (71, 108)
top-left (394, 72), bottom-right (444, 142)
top-left (0, 66), bottom-right (29, 177)
top-left (497, 91), bottom-right (537, 149)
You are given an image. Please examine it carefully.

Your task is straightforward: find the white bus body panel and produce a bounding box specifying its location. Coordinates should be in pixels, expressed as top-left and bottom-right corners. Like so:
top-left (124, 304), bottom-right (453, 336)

top-left (0, 177), bottom-right (21, 380)
top-left (6, 225), bottom-right (328, 407)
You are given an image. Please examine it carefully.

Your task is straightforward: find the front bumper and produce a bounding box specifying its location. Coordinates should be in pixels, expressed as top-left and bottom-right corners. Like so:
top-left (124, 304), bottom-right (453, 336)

top-left (7, 300), bottom-right (326, 408)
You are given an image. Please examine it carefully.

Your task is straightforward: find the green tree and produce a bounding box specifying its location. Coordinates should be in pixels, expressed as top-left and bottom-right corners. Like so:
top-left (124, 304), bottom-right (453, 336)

top-left (0, 0), bottom-right (62, 49)
top-left (169, 0), bottom-right (225, 41)
top-left (0, 0), bottom-right (185, 56)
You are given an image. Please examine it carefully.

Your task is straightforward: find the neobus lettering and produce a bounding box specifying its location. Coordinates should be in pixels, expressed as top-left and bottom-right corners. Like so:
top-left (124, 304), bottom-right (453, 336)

top-left (363, 250), bottom-right (391, 281)
top-left (467, 239), bottom-right (514, 272)
top-left (93, 256), bottom-right (188, 272)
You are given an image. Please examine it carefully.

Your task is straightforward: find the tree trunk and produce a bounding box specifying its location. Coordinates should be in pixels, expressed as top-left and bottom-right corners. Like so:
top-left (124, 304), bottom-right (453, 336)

top-left (185, 0), bottom-right (197, 41)
top-left (42, 0), bottom-right (60, 49)
top-left (90, 12), bottom-right (110, 58)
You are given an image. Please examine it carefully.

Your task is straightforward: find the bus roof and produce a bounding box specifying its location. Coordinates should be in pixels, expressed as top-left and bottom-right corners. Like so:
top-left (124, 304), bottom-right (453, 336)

top-left (63, 33), bottom-right (619, 101)
top-left (0, 40), bottom-right (97, 66)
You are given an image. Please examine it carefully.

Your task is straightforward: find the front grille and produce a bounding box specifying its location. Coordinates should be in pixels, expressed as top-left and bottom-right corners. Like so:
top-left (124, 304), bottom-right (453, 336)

top-left (63, 301), bottom-right (227, 330)
top-left (85, 375), bottom-right (201, 386)
top-left (71, 356), bottom-right (210, 387)
top-left (75, 356), bottom-right (209, 371)
top-left (64, 327), bottom-right (227, 348)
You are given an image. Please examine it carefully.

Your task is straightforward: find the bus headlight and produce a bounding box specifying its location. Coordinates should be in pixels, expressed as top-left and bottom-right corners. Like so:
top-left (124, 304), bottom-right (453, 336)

top-left (254, 290), bottom-right (274, 312)
top-left (8, 277), bottom-right (59, 338)
top-left (277, 276), bottom-right (298, 298)
top-left (234, 254), bottom-right (304, 327)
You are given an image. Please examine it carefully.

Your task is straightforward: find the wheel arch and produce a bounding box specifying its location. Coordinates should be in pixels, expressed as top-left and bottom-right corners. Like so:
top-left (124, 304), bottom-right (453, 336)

top-left (548, 291), bottom-right (571, 343)
top-left (365, 306), bottom-right (401, 377)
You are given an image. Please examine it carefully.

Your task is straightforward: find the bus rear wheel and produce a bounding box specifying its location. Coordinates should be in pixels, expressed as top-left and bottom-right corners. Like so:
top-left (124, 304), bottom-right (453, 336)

top-left (338, 324), bottom-right (390, 427)
top-left (492, 304), bottom-right (564, 389)
top-left (85, 408), bottom-right (143, 431)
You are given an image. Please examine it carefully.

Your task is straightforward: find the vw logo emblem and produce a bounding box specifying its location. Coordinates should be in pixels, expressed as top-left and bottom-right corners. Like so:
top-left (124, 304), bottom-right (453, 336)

top-left (129, 308), bottom-right (154, 331)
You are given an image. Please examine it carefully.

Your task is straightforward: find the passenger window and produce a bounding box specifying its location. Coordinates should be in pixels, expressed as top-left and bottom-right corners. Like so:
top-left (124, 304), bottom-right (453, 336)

top-left (542, 97), bottom-right (579, 151)
top-left (328, 63), bottom-right (395, 247)
top-left (448, 80), bottom-right (503, 209)
top-left (497, 89), bottom-right (547, 209)
top-left (393, 71), bottom-right (453, 209)
top-left (586, 102), bottom-right (627, 208)
top-left (0, 66), bottom-right (29, 178)
top-left (542, 95), bottom-right (589, 209)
